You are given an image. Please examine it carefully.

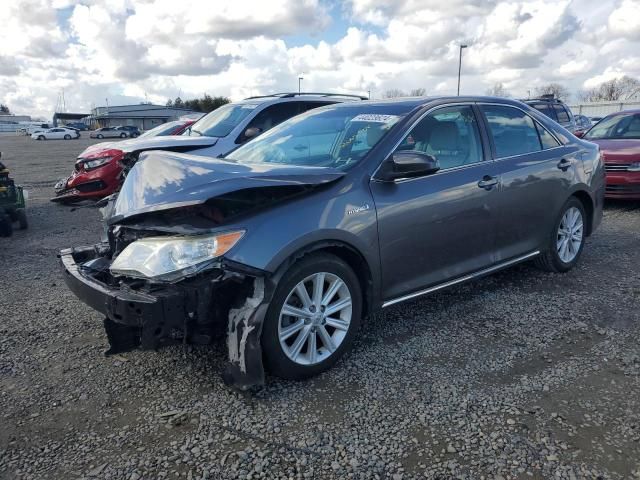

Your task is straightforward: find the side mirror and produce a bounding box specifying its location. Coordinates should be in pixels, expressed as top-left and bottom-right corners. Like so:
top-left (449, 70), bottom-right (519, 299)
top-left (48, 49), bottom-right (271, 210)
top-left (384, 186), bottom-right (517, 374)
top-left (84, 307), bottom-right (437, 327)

top-left (376, 151), bottom-right (440, 181)
top-left (574, 130), bottom-right (585, 138)
top-left (244, 127), bottom-right (262, 140)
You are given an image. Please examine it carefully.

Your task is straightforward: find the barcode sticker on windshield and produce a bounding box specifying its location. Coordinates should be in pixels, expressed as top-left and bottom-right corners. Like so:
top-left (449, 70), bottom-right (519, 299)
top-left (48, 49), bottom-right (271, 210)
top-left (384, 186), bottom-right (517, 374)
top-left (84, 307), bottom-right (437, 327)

top-left (351, 114), bottom-right (399, 124)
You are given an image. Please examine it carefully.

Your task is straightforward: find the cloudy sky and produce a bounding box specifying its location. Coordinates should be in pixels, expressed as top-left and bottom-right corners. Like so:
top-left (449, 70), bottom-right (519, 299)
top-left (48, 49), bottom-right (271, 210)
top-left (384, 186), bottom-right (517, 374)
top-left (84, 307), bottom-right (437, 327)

top-left (1, 0), bottom-right (639, 119)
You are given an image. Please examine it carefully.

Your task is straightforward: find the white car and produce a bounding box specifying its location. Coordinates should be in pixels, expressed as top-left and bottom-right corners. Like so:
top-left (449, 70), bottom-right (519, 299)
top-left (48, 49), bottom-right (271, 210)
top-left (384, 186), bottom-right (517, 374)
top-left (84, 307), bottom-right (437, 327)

top-left (31, 128), bottom-right (80, 140)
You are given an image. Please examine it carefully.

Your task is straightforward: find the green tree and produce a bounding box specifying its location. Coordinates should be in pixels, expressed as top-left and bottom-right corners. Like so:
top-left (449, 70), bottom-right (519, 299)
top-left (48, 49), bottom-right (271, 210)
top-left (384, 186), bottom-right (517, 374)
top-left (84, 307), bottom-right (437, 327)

top-left (0, 104), bottom-right (10, 114)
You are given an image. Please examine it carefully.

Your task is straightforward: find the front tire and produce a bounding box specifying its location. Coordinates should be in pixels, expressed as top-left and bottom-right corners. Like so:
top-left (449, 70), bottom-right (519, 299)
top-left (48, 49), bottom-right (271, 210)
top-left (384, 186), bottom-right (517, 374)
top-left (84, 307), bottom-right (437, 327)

top-left (535, 197), bottom-right (586, 273)
top-left (37, 135), bottom-right (44, 140)
top-left (64, 134), bottom-right (71, 140)
top-left (262, 253), bottom-right (362, 380)
top-left (119, 133), bottom-right (126, 138)
top-left (0, 214), bottom-right (13, 237)
top-left (97, 134), bottom-right (103, 139)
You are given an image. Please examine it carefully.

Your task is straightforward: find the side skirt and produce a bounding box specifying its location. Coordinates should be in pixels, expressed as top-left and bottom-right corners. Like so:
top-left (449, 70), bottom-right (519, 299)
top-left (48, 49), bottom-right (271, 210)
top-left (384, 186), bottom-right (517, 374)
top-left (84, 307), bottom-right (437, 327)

top-left (382, 251), bottom-right (540, 308)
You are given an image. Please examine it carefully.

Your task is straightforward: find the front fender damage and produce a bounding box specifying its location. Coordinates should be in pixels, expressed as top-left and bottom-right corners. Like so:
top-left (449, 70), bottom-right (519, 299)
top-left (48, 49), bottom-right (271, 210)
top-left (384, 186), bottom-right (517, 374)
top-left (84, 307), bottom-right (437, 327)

top-left (223, 277), bottom-right (273, 390)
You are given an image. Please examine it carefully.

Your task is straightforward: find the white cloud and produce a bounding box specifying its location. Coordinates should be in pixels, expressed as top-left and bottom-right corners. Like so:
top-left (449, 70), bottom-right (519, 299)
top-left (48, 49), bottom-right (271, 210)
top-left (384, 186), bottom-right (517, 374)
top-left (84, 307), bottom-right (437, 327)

top-left (1, 0), bottom-right (639, 118)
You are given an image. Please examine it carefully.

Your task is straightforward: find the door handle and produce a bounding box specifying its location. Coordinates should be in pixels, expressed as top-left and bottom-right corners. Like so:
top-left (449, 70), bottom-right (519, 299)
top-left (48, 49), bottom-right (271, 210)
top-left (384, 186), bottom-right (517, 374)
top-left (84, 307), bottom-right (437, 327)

top-left (557, 158), bottom-right (572, 171)
top-left (477, 175), bottom-right (498, 190)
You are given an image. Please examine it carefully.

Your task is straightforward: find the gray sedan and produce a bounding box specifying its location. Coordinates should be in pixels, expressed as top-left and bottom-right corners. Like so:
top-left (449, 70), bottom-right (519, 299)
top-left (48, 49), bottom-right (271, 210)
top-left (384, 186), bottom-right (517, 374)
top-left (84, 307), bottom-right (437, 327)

top-left (60, 96), bottom-right (605, 390)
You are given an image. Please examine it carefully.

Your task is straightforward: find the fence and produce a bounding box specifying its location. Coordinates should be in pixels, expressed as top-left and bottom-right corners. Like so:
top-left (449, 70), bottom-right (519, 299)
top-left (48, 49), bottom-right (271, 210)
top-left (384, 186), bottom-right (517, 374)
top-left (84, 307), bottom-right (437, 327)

top-left (568, 100), bottom-right (640, 118)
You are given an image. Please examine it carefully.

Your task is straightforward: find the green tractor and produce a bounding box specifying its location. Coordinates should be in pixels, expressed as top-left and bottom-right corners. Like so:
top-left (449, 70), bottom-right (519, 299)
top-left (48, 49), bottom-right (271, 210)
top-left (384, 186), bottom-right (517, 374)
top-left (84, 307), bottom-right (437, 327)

top-left (0, 152), bottom-right (28, 237)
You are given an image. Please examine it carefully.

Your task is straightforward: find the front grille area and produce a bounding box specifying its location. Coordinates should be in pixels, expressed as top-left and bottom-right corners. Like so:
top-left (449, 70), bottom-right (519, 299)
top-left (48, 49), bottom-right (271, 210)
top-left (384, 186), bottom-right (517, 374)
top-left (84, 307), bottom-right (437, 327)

top-left (605, 164), bottom-right (630, 172)
top-left (75, 180), bottom-right (106, 193)
top-left (606, 184), bottom-right (640, 193)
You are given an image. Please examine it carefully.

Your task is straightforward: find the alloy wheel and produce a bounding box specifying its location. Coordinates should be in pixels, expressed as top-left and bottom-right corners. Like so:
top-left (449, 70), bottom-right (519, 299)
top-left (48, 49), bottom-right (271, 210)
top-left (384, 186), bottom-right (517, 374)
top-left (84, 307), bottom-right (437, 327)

top-left (556, 206), bottom-right (583, 263)
top-left (278, 272), bottom-right (352, 366)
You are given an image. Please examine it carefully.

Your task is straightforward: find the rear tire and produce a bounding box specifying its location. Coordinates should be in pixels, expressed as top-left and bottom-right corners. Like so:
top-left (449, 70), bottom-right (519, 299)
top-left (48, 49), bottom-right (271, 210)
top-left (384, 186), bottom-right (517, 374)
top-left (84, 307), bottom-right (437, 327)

top-left (97, 134), bottom-right (103, 139)
top-left (535, 197), bottom-right (586, 273)
top-left (16, 209), bottom-right (27, 229)
top-left (262, 253), bottom-right (362, 380)
top-left (120, 133), bottom-right (126, 138)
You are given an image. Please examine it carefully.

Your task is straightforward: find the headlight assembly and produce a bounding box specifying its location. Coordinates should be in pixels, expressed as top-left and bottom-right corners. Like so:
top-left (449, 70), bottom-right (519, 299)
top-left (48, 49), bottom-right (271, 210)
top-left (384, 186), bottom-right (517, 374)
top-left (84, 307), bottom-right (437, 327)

top-left (110, 230), bottom-right (245, 281)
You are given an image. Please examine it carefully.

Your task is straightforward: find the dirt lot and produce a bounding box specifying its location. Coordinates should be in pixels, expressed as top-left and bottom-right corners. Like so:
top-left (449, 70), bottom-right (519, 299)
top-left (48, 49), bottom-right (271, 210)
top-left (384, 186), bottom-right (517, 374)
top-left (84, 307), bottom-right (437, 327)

top-left (0, 134), bottom-right (639, 480)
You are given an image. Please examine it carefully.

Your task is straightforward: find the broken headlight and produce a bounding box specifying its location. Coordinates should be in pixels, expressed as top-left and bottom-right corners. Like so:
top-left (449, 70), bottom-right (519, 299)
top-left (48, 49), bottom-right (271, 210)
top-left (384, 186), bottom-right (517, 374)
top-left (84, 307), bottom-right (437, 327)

top-left (109, 231), bottom-right (244, 281)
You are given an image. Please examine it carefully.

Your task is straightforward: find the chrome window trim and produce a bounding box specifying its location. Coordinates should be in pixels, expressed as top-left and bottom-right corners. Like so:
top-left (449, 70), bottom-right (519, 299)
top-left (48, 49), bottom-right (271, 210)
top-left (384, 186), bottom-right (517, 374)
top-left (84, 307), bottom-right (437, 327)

top-left (382, 250), bottom-right (540, 308)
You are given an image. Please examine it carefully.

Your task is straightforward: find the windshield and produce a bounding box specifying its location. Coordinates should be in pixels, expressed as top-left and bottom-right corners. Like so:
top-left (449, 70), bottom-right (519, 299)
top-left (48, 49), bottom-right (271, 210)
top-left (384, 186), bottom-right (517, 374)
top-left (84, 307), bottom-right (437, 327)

top-left (227, 105), bottom-right (406, 170)
top-left (184, 103), bottom-right (258, 138)
top-left (139, 121), bottom-right (184, 138)
top-left (585, 113), bottom-right (640, 140)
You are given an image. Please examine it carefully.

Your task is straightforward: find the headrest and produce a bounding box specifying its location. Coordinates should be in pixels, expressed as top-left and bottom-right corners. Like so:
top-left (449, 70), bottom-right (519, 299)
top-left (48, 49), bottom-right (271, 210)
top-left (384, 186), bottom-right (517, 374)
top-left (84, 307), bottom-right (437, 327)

top-left (429, 121), bottom-right (460, 151)
top-left (366, 127), bottom-right (386, 147)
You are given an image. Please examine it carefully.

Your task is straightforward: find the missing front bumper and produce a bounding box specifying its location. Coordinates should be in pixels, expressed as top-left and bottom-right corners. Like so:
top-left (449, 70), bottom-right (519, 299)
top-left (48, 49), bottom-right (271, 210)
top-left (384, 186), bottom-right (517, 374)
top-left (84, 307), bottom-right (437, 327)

top-left (59, 246), bottom-right (271, 390)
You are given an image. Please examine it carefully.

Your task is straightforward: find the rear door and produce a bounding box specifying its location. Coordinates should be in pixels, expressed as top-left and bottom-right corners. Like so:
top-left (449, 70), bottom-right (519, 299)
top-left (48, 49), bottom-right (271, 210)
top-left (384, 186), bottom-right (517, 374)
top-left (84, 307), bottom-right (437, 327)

top-left (478, 103), bottom-right (578, 259)
top-left (371, 104), bottom-right (502, 302)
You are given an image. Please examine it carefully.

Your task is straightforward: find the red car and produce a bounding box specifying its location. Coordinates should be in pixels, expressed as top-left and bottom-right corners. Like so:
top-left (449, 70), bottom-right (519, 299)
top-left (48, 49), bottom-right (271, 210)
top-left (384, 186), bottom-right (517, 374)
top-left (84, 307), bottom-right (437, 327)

top-left (578, 110), bottom-right (640, 199)
top-left (52, 120), bottom-right (195, 203)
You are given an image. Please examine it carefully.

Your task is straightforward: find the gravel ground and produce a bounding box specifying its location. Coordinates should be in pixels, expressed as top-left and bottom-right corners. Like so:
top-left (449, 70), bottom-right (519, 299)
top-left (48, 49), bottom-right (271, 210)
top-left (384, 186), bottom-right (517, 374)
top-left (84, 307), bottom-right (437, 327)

top-left (1, 134), bottom-right (639, 480)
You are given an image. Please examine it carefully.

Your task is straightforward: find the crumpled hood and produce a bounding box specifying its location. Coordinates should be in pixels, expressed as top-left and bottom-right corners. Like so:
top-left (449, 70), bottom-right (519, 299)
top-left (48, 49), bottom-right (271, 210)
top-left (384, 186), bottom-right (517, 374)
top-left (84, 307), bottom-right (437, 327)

top-left (117, 135), bottom-right (218, 153)
top-left (110, 150), bottom-right (345, 223)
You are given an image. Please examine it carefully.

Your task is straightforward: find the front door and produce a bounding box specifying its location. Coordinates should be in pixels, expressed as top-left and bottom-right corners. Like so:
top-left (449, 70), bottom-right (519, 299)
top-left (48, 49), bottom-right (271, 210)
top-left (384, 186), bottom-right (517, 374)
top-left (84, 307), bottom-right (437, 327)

top-left (370, 104), bottom-right (501, 302)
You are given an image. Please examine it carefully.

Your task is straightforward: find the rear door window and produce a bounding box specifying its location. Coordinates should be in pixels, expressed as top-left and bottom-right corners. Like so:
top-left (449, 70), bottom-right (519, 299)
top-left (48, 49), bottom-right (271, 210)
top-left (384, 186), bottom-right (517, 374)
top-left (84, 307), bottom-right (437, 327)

top-left (529, 103), bottom-right (557, 121)
top-left (480, 105), bottom-right (542, 158)
top-left (553, 105), bottom-right (571, 123)
top-left (536, 122), bottom-right (561, 149)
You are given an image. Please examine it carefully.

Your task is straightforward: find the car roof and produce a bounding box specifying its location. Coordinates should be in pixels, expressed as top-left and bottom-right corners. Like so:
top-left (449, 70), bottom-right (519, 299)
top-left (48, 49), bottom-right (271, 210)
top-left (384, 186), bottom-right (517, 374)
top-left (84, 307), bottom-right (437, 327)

top-left (235, 92), bottom-right (368, 107)
top-left (319, 95), bottom-right (534, 111)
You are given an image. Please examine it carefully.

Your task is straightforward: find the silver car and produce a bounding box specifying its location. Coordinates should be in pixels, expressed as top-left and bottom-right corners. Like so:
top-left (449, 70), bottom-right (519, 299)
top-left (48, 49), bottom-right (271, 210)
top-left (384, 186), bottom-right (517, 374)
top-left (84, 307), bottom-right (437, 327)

top-left (90, 127), bottom-right (128, 139)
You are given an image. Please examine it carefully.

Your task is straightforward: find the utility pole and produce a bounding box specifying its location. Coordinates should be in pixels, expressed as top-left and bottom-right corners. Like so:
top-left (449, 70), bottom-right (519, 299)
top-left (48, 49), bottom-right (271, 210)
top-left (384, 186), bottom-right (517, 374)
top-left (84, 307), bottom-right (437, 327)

top-left (457, 44), bottom-right (468, 96)
top-left (298, 76), bottom-right (304, 94)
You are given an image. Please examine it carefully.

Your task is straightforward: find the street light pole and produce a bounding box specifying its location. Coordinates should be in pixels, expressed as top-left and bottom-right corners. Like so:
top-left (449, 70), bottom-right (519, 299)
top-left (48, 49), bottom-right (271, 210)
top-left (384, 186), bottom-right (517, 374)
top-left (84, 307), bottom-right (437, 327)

top-left (457, 44), bottom-right (467, 96)
top-left (298, 76), bottom-right (304, 94)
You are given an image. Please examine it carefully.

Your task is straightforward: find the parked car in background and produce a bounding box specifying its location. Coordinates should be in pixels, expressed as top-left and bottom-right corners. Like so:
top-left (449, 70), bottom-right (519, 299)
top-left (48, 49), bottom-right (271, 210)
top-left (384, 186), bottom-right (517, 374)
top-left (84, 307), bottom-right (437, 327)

top-left (60, 96), bottom-right (604, 389)
top-left (574, 115), bottom-right (592, 134)
top-left (577, 110), bottom-right (640, 199)
top-left (31, 127), bottom-right (80, 140)
top-left (523, 95), bottom-right (577, 133)
top-left (90, 127), bottom-right (128, 139)
top-left (65, 122), bottom-right (88, 131)
top-left (52, 119), bottom-right (198, 203)
top-left (590, 116), bottom-right (604, 124)
top-left (115, 125), bottom-right (141, 138)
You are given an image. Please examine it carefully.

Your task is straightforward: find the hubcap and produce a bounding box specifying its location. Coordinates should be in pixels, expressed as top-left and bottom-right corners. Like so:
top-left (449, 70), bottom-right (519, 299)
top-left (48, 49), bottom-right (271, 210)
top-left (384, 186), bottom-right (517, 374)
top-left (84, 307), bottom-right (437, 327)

top-left (278, 272), bottom-right (352, 366)
top-left (556, 206), bottom-right (583, 263)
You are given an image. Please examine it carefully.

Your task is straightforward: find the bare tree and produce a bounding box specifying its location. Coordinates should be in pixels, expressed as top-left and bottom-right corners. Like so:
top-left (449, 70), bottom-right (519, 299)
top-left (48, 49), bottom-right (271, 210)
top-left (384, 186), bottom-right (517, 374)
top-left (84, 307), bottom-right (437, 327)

top-left (534, 83), bottom-right (571, 102)
top-left (383, 89), bottom-right (407, 98)
top-left (410, 88), bottom-right (426, 96)
top-left (486, 82), bottom-right (510, 98)
top-left (577, 76), bottom-right (640, 102)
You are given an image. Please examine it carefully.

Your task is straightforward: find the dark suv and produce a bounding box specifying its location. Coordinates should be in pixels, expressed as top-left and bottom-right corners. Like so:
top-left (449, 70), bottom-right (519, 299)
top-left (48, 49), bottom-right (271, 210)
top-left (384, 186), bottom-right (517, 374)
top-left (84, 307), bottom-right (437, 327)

top-left (524, 95), bottom-right (577, 133)
top-left (60, 96), bottom-right (604, 390)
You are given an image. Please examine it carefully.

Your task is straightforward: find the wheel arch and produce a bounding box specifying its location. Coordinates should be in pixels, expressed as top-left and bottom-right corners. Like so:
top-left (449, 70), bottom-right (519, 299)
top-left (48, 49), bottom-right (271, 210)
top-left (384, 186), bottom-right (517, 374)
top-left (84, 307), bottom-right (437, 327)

top-left (570, 189), bottom-right (594, 236)
top-left (271, 239), bottom-right (376, 320)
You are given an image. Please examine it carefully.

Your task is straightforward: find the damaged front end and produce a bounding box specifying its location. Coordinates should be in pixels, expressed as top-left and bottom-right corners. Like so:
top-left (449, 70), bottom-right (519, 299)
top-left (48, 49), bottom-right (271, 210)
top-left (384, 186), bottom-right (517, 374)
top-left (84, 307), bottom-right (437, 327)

top-left (59, 151), bottom-right (345, 390)
top-left (60, 226), bottom-right (273, 390)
